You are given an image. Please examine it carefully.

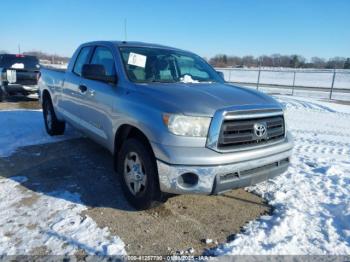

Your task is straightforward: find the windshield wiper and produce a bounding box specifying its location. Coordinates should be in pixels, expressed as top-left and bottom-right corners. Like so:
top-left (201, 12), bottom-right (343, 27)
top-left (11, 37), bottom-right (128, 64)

top-left (198, 80), bottom-right (215, 83)
top-left (150, 80), bottom-right (176, 83)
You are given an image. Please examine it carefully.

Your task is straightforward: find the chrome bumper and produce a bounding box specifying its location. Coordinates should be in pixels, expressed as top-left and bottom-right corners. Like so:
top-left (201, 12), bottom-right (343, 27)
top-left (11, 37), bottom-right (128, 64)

top-left (157, 137), bottom-right (293, 195)
top-left (4, 84), bottom-right (38, 93)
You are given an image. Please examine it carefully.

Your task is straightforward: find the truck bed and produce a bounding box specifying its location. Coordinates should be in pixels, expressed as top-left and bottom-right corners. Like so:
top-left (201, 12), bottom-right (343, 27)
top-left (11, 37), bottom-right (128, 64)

top-left (39, 68), bottom-right (66, 93)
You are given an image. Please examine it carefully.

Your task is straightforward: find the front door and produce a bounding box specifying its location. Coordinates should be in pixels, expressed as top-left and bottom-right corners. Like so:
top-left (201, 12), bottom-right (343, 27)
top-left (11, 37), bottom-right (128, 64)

top-left (77, 46), bottom-right (119, 146)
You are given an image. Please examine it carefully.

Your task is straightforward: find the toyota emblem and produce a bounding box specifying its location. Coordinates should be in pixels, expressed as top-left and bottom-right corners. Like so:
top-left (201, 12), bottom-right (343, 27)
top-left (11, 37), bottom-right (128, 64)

top-left (254, 122), bottom-right (267, 138)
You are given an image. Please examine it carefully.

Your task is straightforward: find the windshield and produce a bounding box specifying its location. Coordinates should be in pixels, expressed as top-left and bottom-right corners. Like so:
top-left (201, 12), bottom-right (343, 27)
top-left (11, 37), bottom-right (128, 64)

top-left (119, 47), bottom-right (223, 83)
top-left (0, 55), bottom-right (40, 70)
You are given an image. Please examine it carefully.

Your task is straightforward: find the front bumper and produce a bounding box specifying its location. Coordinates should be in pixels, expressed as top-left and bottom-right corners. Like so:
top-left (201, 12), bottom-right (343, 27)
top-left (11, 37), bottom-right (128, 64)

top-left (156, 133), bottom-right (293, 195)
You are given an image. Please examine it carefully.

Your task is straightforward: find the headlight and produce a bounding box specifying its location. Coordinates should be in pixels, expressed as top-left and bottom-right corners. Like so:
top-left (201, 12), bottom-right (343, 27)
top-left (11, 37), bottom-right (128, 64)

top-left (280, 102), bottom-right (287, 112)
top-left (162, 114), bottom-right (211, 137)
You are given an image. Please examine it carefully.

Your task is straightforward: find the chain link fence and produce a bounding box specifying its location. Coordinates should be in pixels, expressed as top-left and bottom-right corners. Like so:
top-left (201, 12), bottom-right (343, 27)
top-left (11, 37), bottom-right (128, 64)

top-left (216, 68), bottom-right (350, 101)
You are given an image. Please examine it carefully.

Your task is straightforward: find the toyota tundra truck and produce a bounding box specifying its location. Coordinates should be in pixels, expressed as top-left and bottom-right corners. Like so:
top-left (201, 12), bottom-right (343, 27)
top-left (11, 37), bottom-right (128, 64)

top-left (39, 41), bottom-right (293, 210)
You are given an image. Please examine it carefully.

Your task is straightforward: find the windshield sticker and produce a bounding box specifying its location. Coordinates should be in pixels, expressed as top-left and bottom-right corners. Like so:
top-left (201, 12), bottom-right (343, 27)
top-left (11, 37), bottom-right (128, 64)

top-left (128, 52), bottom-right (147, 68)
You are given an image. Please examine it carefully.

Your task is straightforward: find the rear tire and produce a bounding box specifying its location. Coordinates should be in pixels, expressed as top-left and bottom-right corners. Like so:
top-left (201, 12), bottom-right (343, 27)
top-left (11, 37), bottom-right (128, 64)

top-left (117, 138), bottom-right (165, 210)
top-left (43, 96), bottom-right (65, 136)
top-left (0, 86), bottom-right (6, 102)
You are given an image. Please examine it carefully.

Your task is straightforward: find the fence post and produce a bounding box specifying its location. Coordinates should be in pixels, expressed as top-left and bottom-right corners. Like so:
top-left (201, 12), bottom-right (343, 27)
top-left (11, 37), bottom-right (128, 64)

top-left (329, 69), bottom-right (336, 100)
top-left (228, 69), bottom-right (232, 82)
top-left (256, 68), bottom-right (261, 90)
top-left (292, 70), bottom-right (296, 96)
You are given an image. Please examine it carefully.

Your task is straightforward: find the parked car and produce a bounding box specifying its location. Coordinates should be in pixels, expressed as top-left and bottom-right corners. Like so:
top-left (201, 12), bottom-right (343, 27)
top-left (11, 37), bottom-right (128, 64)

top-left (0, 54), bottom-right (40, 101)
top-left (39, 41), bottom-right (293, 209)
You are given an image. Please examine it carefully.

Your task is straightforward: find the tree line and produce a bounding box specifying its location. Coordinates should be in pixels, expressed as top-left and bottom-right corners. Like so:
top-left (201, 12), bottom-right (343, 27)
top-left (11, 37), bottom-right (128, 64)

top-left (22, 51), bottom-right (70, 64)
top-left (2, 49), bottom-right (349, 69)
top-left (209, 54), bottom-right (350, 69)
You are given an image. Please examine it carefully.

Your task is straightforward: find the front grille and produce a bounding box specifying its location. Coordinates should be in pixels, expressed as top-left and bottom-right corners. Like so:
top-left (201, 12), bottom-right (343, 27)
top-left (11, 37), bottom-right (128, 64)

top-left (218, 115), bottom-right (285, 149)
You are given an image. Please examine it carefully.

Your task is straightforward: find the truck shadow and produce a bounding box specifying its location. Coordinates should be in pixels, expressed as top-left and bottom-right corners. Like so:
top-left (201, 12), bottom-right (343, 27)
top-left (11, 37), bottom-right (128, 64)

top-left (0, 95), bottom-right (41, 110)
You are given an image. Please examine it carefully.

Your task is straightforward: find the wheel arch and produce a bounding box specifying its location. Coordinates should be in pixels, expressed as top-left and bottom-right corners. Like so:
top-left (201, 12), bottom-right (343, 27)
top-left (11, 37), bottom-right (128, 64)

top-left (113, 124), bottom-right (156, 169)
top-left (42, 89), bottom-right (51, 104)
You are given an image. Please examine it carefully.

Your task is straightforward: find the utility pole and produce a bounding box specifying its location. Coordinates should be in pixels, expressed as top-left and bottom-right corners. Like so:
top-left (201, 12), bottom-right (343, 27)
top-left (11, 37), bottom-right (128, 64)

top-left (18, 44), bottom-right (21, 54)
top-left (329, 68), bottom-right (336, 100)
top-left (256, 57), bottom-right (261, 90)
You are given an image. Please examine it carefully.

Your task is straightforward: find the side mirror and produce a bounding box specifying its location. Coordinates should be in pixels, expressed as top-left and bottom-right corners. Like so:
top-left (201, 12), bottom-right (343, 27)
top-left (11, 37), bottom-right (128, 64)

top-left (216, 71), bottom-right (225, 80)
top-left (82, 64), bottom-right (117, 84)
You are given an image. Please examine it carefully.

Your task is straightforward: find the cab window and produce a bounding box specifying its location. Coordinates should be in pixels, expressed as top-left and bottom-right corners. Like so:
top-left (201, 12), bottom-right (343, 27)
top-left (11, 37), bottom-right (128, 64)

top-left (73, 46), bottom-right (92, 76)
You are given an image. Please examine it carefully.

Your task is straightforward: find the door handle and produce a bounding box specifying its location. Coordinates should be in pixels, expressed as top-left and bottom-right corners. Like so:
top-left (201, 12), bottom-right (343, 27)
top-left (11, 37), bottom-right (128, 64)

top-left (78, 85), bottom-right (88, 93)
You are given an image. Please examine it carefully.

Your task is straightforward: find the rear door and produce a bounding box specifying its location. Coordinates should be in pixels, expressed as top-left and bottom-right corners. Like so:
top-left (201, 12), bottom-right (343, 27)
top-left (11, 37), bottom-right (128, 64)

top-left (77, 46), bottom-right (119, 146)
top-left (59, 46), bottom-right (93, 127)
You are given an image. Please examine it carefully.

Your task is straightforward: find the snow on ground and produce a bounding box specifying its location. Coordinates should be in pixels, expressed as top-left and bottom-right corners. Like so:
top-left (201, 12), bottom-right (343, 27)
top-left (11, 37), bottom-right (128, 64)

top-left (218, 68), bottom-right (350, 89)
top-left (212, 95), bottom-right (350, 255)
top-left (0, 110), bottom-right (78, 157)
top-left (0, 176), bottom-right (125, 255)
top-left (0, 109), bottom-right (126, 255)
top-left (257, 86), bottom-right (350, 101)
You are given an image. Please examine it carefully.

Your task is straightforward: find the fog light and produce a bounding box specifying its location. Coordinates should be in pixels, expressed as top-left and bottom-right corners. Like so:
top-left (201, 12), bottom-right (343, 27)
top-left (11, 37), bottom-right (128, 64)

top-left (178, 173), bottom-right (199, 188)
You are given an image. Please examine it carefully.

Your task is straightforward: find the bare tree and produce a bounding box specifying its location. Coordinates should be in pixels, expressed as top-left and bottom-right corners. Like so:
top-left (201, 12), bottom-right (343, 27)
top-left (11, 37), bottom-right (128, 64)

top-left (311, 57), bottom-right (326, 68)
top-left (23, 51), bottom-right (70, 64)
top-left (326, 57), bottom-right (346, 69)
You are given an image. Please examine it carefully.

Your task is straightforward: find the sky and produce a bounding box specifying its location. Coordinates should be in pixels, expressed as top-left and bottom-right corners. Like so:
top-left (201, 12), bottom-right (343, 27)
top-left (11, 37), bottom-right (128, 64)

top-left (0, 0), bottom-right (349, 59)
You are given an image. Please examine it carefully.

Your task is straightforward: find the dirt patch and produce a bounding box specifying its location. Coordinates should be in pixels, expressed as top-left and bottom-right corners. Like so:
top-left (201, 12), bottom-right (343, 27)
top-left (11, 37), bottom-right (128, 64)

top-left (30, 245), bottom-right (51, 255)
top-left (0, 96), bottom-right (40, 110)
top-left (85, 190), bottom-right (269, 255)
top-left (15, 194), bottom-right (40, 208)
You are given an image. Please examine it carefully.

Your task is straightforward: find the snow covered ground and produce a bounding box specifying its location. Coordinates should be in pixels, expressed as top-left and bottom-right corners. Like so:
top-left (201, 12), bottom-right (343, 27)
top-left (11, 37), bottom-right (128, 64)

top-left (212, 96), bottom-right (350, 255)
top-left (0, 177), bottom-right (125, 255)
top-left (247, 85), bottom-right (350, 101)
top-left (0, 110), bottom-right (126, 255)
top-left (218, 68), bottom-right (350, 90)
top-left (1, 95), bottom-right (350, 255)
top-left (0, 110), bottom-right (78, 157)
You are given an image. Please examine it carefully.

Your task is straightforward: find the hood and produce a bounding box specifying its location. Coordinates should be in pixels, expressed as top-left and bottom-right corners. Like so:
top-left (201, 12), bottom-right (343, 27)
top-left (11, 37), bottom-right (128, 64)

top-left (135, 82), bottom-right (282, 116)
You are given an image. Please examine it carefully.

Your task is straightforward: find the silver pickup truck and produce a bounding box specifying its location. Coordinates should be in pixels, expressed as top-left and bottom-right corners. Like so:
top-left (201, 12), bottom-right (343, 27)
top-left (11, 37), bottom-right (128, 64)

top-left (39, 41), bottom-right (293, 209)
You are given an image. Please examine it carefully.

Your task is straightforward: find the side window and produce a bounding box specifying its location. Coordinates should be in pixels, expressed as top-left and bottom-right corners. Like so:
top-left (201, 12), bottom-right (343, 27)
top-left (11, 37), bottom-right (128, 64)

top-left (90, 47), bottom-right (116, 77)
top-left (73, 46), bottom-right (91, 76)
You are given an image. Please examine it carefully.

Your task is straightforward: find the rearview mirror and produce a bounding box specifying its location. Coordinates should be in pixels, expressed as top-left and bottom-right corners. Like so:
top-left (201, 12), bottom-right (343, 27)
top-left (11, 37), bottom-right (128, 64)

top-left (82, 64), bottom-right (117, 84)
top-left (216, 71), bottom-right (225, 80)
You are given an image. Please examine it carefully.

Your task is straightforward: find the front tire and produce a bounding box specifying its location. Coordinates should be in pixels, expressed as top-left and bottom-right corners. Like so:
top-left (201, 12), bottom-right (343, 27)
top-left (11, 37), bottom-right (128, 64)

top-left (117, 138), bottom-right (164, 210)
top-left (43, 96), bottom-right (65, 136)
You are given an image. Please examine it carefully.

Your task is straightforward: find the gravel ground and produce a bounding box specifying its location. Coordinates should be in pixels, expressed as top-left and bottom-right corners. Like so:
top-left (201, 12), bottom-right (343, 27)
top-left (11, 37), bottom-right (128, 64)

top-left (0, 97), bottom-right (270, 255)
